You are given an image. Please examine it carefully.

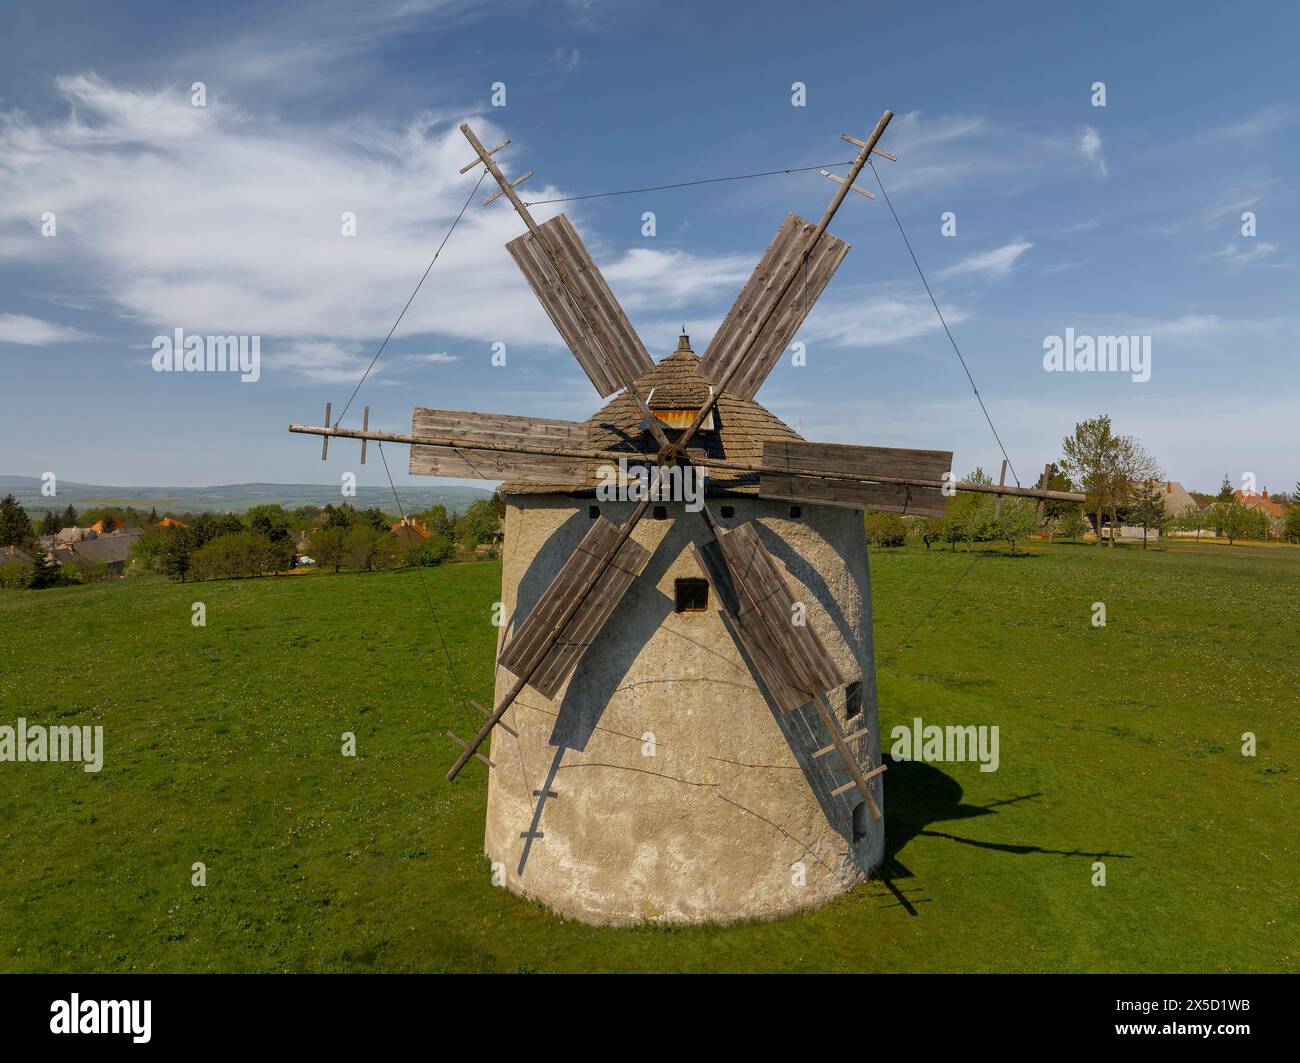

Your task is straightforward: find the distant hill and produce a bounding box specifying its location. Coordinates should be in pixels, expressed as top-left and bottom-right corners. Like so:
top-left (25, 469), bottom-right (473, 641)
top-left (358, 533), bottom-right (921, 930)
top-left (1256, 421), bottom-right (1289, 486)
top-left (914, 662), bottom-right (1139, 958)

top-left (0, 475), bottom-right (491, 516)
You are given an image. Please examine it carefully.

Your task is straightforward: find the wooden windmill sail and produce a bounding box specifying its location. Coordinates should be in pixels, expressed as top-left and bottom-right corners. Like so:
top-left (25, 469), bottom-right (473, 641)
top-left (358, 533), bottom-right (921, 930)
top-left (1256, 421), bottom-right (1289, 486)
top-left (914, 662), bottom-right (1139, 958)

top-left (290, 110), bottom-right (1085, 834)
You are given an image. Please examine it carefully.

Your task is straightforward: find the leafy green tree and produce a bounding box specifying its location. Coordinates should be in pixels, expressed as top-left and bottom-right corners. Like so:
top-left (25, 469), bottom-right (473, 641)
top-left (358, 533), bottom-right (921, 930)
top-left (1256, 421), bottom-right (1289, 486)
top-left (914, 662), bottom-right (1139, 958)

top-left (307, 526), bottom-right (347, 573)
top-left (1284, 505), bottom-right (1300, 544)
top-left (0, 495), bottom-right (34, 547)
top-left (863, 511), bottom-right (907, 547)
top-left (1060, 415), bottom-right (1119, 545)
top-left (419, 504), bottom-right (454, 539)
top-left (39, 510), bottom-right (60, 536)
top-left (457, 494), bottom-right (505, 549)
top-left (245, 505), bottom-right (293, 546)
top-left (408, 533), bottom-right (455, 567)
top-left (130, 526), bottom-right (169, 572)
top-left (1056, 507), bottom-right (1089, 541)
top-left (919, 516), bottom-right (943, 550)
top-left (992, 497), bottom-right (1037, 554)
top-left (1210, 497), bottom-right (1253, 544)
top-left (160, 527), bottom-right (196, 582)
top-left (1129, 479), bottom-right (1168, 549)
top-left (344, 526), bottom-right (395, 572)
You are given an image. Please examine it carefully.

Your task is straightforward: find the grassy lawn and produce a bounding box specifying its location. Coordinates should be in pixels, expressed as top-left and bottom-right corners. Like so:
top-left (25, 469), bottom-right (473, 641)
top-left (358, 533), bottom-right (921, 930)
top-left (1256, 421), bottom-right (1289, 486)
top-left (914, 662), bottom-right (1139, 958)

top-left (0, 540), bottom-right (1296, 972)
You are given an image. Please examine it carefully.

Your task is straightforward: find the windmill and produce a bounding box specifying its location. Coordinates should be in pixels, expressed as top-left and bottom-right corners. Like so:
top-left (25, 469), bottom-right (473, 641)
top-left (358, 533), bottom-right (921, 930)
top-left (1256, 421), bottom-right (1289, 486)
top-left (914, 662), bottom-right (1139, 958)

top-left (290, 110), bottom-right (1085, 924)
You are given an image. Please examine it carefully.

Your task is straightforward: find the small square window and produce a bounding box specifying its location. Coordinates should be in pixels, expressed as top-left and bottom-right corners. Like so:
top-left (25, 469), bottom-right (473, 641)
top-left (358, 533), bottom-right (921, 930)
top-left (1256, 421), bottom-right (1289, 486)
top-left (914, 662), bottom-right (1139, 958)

top-left (720, 505), bottom-right (735, 519)
top-left (789, 505), bottom-right (802, 519)
top-left (675, 578), bottom-right (709, 613)
top-left (588, 505), bottom-right (600, 519)
top-left (653, 505), bottom-right (668, 520)
top-left (845, 680), bottom-right (863, 719)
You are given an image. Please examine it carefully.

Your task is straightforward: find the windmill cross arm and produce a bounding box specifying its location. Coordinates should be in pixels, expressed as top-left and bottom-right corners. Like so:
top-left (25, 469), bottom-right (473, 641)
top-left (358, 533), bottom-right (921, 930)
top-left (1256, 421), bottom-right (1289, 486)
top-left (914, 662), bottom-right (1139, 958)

top-left (674, 109), bottom-right (894, 453)
top-left (289, 423), bottom-right (1085, 504)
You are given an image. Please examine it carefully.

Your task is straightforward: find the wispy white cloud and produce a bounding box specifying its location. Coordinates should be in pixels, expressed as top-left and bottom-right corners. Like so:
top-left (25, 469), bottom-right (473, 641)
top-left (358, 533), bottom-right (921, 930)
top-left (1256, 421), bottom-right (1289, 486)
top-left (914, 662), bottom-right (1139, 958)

top-left (0, 313), bottom-right (94, 345)
top-left (1079, 126), bottom-right (1107, 177)
top-left (552, 47), bottom-right (581, 72)
top-left (1197, 241), bottom-right (1284, 269)
top-left (936, 241), bottom-right (1033, 281)
top-left (0, 74), bottom-right (759, 383)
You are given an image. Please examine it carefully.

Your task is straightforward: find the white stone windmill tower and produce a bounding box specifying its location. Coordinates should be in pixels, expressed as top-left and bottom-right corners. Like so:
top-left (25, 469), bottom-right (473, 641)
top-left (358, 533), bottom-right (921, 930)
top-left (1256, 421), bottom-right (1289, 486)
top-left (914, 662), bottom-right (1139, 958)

top-left (291, 110), bottom-right (1082, 925)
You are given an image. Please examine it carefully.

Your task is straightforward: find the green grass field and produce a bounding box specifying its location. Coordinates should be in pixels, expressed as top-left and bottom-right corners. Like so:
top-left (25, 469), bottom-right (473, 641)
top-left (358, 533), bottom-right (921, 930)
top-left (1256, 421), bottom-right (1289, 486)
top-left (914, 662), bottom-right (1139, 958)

top-left (1, 540), bottom-right (1296, 972)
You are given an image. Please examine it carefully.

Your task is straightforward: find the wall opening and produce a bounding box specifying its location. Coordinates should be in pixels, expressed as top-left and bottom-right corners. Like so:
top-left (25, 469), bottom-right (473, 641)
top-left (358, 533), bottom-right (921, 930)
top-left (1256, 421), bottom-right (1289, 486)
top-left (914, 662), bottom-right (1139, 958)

top-left (845, 679), bottom-right (863, 719)
top-left (789, 505), bottom-right (802, 519)
top-left (674, 578), bottom-right (709, 613)
top-left (653, 505), bottom-right (668, 520)
top-left (851, 801), bottom-right (869, 844)
top-left (588, 504), bottom-right (600, 519)
top-left (720, 505), bottom-right (735, 518)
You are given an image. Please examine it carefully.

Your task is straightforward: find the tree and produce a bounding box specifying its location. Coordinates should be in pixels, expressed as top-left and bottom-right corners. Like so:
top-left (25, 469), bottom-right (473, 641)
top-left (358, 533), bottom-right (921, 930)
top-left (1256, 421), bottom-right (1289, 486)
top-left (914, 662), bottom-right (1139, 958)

top-left (308, 526), bottom-right (347, 573)
top-left (919, 516), bottom-right (943, 550)
top-left (39, 510), bottom-right (60, 536)
top-left (160, 527), bottom-right (196, 582)
top-left (1129, 479), bottom-right (1168, 549)
top-left (1056, 507), bottom-right (1089, 541)
top-left (1283, 505), bottom-right (1300, 544)
top-left (26, 549), bottom-right (65, 590)
top-left (0, 495), bottom-right (34, 548)
top-left (419, 503), bottom-right (454, 540)
top-left (408, 533), bottom-right (455, 567)
top-left (1216, 476), bottom-right (1235, 503)
top-left (1172, 503), bottom-right (1211, 539)
top-left (61, 504), bottom-right (78, 529)
top-left (1111, 436), bottom-right (1161, 540)
top-left (344, 526), bottom-right (393, 572)
top-left (1210, 497), bottom-right (1253, 544)
top-left (457, 494), bottom-right (505, 550)
top-left (864, 511), bottom-right (907, 547)
top-left (991, 497), bottom-right (1037, 554)
top-left (1060, 415), bottom-right (1119, 545)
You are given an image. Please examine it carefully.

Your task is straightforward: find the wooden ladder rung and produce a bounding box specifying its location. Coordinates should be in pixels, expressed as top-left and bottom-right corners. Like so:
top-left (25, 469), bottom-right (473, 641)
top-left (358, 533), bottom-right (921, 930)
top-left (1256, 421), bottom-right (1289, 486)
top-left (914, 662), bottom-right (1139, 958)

top-left (812, 727), bottom-right (869, 759)
top-left (831, 763), bottom-right (887, 797)
top-left (447, 731), bottom-right (494, 769)
top-left (473, 700), bottom-right (517, 738)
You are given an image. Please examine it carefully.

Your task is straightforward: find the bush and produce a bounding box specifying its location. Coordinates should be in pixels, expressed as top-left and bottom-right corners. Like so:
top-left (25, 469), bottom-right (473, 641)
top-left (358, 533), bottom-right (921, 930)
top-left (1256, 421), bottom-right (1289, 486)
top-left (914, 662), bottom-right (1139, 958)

top-left (0, 560), bottom-right (28, 589)
top-left (190, 531), bottom-right (280, 580)
top-left (1055, 507), bottom-right (1089, 541)
top-left (864, 511), bottom-right (907, 547)
top-left (408, 534), bottom-right (455, 567)
top-left (1285, 506), bottom-right (1300, 544)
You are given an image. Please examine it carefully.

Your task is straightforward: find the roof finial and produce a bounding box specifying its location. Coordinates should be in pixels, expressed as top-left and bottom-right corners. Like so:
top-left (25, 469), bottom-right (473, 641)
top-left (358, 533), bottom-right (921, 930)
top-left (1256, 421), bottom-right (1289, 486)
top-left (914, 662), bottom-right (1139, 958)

top-left (677, 332), bottom-right (691, 352)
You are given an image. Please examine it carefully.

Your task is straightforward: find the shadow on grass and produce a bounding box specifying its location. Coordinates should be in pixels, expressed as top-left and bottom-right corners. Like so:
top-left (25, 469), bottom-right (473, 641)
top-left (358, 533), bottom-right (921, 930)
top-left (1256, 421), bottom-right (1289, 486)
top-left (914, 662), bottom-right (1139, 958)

top-left (876, 760), bottom-right (1132, 916)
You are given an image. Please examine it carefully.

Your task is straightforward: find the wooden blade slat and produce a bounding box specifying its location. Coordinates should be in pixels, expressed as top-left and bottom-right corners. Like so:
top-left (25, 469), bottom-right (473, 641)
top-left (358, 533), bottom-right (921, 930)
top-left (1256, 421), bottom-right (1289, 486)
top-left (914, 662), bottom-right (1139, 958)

top-left (498, 516), bottom-right (650, 699)
top-left (692, 523), bottom-right (844, 713)
top-left (760, 440), bottom-right (952, 516)
top-left (699, 213), bottom-right (849, 400)
top-left (408, 407), bottom-right (589, 484)
top-left (720, 523), bottom-right (846, 703)
top-left (507, 214), bottom-right (655, 397)
top-left (763, 440), bottom-right (952, 482)
top-left (760, 474), bottom-right (947, 517)
top-left (692, 539), bottom-right (811, 714)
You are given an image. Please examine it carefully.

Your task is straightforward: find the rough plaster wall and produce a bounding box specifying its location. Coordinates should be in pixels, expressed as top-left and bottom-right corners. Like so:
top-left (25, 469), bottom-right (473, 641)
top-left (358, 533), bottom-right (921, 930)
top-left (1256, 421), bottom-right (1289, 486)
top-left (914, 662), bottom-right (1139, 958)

top-left (482, 495), bottom-right (883, 926)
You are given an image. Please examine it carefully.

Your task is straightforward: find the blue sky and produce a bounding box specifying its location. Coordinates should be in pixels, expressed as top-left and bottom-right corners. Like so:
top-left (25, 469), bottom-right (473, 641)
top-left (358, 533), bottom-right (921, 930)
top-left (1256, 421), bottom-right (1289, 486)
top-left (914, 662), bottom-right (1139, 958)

top-left (1, 0), bottom-right (1296, 495)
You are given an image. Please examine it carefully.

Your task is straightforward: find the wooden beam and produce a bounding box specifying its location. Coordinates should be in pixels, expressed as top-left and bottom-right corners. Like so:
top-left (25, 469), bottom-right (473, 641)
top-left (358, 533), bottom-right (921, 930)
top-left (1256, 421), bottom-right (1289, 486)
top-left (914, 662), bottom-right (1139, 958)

top-left (675, 109), bottom-right (894, 450)
top-left (812, 698), bottom-right (882, 817)
top-left (994, 459), bottom-right (1008, 520)
top-left (446, 496), bottom-right (654, 781)
top-left (289, 423), bottom-right (1088, 503)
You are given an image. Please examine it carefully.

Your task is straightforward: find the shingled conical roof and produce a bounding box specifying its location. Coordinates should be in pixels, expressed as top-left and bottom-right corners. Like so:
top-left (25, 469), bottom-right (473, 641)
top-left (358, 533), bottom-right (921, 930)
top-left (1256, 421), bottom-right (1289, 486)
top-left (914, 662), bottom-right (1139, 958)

top-left (504, 336), bottom-right (803, 496)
